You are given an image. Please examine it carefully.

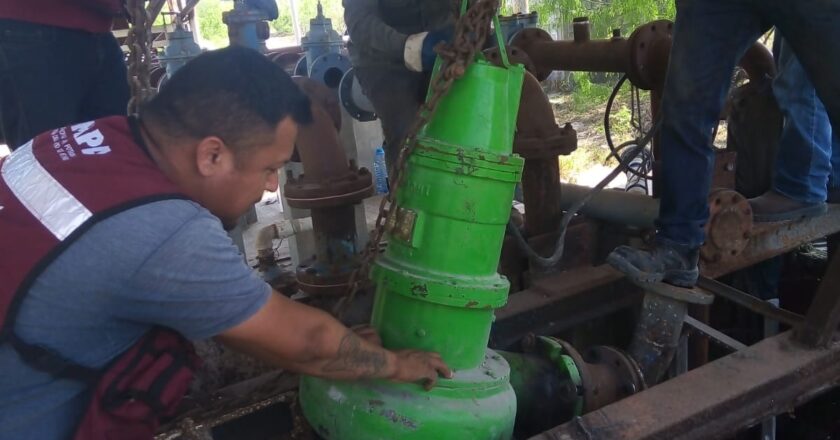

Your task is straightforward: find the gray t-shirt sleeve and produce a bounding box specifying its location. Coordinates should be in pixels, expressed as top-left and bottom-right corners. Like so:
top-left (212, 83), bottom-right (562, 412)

top-left (113, 209), bottom-right (271, 340)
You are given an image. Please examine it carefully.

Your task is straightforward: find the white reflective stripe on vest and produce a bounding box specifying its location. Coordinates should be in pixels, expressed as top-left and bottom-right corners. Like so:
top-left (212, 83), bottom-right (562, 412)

top-left (1, 140), bottom-right (92, 240)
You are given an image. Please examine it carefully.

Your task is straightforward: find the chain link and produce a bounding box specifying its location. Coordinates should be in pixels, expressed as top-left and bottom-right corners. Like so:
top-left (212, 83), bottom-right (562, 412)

top-left (335, 0), bottom-right (501, 317)
top-left (126, 0), bottom-right (154, 115)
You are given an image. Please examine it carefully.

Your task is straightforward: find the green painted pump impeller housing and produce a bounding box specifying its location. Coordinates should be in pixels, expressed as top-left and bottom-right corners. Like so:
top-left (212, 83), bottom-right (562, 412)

top-left (300, 46), bottom-right (526, 440)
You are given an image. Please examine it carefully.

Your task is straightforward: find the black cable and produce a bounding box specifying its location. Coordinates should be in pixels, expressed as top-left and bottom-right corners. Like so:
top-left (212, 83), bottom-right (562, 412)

top-left (509, 116), bottom-right (662, 268)
top-left (605, 74), bottom-right (654, 180)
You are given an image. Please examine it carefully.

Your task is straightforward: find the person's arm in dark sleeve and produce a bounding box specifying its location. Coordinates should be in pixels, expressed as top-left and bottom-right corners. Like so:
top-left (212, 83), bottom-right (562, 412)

top-left (343, 0), bottom-right (410, 65)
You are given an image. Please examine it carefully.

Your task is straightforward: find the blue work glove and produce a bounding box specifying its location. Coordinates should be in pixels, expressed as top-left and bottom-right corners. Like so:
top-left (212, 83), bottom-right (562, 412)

top-left (404, 28), bottom-right (454, 72)
top-left (421, 28), bottom-right (454, 71)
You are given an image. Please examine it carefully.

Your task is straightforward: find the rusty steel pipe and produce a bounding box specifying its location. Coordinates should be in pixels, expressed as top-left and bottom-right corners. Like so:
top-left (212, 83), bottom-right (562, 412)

top-left (285, 77), bottom-right (373, 296)
top-left (529, 40), bottom-right (629, 72)
top-left (559, 183), bottom-right (659, 228)
top-left (516, 70), bottom-right (563, 140)
top-left (267, 45), bottom-right (304, 71)
top-left (572, 17), bottom-right (591, 43)
top-left (511, 19), bottom-right (775, 91)
top-left (484, 49), bottom-right (577, 239)
top-left (511, 26), bottom-right (631, 81)
top-left (290, 77), bottom-right (347, 179)
top-left (522, 161), bottom-right (562, 238)
top-left (738, 43), bottom-right (776, 84)
top-left (518, 71), bottom-right (566, 237)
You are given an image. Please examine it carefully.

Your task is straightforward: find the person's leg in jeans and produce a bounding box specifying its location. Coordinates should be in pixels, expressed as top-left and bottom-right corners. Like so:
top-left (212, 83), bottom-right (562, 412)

top-left (0, 20), bottom-right (89, 149)
top-left (770, 0), bottom-right (840, 153)
top-left (608, 0), bottom-right (766, 287)
top-left (80, 32), bottom-right (129, 120)
top-left (749, 38), bottom-right (831, 221)
top-left (767, 0), bottom-right (840, 261)
top-left (830, 133), bottom-right (840, 201)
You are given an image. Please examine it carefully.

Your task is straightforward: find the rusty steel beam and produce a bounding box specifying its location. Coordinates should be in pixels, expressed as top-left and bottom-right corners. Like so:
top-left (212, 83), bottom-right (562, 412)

top-left (697, 276), bottom-right (804, 328)
top-left (492, 265), bottom-right (640, 350)
top-left (795, 251), bottom-right (840, 348)
top-left (499, 209), bottom-right (840, 346)
top-left (701, 205), bottom-right (840, 278)
top-left (530, 331), bottom-right (840, 440)
top-left (684, 315), bottom-right (747, 352)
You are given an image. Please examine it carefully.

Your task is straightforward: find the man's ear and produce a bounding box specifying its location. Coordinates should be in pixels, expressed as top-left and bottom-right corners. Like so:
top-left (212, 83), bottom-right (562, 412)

top-left (195, 136), bottom-right (232, 177)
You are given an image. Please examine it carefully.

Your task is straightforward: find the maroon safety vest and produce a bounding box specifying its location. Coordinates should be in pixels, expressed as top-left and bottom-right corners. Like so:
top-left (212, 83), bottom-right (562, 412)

top-left (0, 116), bottom-right (200, 439)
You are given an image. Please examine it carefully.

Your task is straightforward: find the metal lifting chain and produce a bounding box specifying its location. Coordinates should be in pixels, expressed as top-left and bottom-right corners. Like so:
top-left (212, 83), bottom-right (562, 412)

top-left (126, 0), bottom-right (154, 115)
top-left (335, 0), bottom-right (501, 317)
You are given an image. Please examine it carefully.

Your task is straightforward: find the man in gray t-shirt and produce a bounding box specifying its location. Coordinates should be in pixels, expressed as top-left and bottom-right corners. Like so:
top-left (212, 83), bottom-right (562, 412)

top-left (0, 46), bottom-right (450, 439)
top-left (1, 201), bottom-right (268, 438)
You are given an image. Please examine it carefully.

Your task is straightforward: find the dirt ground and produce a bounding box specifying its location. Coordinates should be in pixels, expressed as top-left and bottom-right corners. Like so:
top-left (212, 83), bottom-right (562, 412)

top-left (546, 89), bottom-right (729, 188)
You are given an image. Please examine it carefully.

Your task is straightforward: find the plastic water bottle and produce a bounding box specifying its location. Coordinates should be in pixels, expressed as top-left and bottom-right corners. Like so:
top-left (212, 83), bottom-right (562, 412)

top-left (373, 146), bottom-right (389, 194)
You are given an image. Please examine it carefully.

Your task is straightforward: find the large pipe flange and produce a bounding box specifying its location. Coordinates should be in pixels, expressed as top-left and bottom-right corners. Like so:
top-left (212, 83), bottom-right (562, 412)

top-left (484, 45), bottom-right (538, 76)
top-left (626, 19), bottom-right (673, 90)
top-left (498, 12), bottom-right (539, 44)
top-left (537, 337), bottom-right (645, 415)
top-left (308, 52), bottom-right (351, 90)
top-left (515, 123), bottom-right (578, 159)
top-left (296, 258), bottom-right (355, 296)
top-left (284, 165), bottom-right (374, 209)
top-left (338, 67), bottom-right (377, 122)
top-left (267, 47), bottom-right (304, 73)
top-left (509, 27), bottom-right (555, 81)
top-left (581, 345), bottom-right (647, 411)
top-left (293, 56), bottom-right (308, 76)
top-left (701, 188), bottom-right (753, 264)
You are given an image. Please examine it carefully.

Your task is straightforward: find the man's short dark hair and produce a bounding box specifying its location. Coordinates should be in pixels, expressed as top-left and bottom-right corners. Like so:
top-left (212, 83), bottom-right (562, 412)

top-left (141, 46), bottom-right (312, 153)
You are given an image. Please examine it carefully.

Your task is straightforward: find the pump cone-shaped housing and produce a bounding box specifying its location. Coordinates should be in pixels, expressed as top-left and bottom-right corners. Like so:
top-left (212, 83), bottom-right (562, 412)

top-left (300, 55), bottom-right (525, 439)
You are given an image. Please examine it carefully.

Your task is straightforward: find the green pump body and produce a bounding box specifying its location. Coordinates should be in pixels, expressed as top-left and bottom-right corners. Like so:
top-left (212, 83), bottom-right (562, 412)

top-left (300, 54), bottom-right (525, 439)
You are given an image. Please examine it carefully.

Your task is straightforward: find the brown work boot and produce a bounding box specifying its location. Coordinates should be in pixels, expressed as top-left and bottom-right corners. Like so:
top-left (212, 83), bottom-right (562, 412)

top-left (607, 238), bottom-right (700, 288)
top-left (748, 190), bottom-right (827, 223)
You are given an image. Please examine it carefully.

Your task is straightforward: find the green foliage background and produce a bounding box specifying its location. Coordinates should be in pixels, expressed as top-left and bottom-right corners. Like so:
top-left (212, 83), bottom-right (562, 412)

top-left (530, 0), bottom-right (675, 40)
top-left (193, 0), bottom-right (675, 48)
top-left (192, 0), bottom-right (675, 100)
top-left (194, 0), bottom-right (346, 48)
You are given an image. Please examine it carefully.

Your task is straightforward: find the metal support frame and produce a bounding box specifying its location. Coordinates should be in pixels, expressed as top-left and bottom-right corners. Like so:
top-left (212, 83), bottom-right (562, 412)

top-left (697, 276), bottom-right (803, 327)
top-left (492, 265), bottom-right (637, 350)
top-left (497, 210), bottom-right (840, 346)
top-left (529, 211), bottom-right (840, 439)
top-left (684, 315), bottom-right (747, 352)
top-left (529, 331), bottom-right (840, 440)
top-left (795, 251), bottom-right (840, 348)
top-left (702, 205), bottom-right (840, 277)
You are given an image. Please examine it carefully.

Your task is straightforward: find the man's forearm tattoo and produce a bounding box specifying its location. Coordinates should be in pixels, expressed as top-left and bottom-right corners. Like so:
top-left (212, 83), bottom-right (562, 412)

top-left (322, 331), bottom-right (388, 377)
